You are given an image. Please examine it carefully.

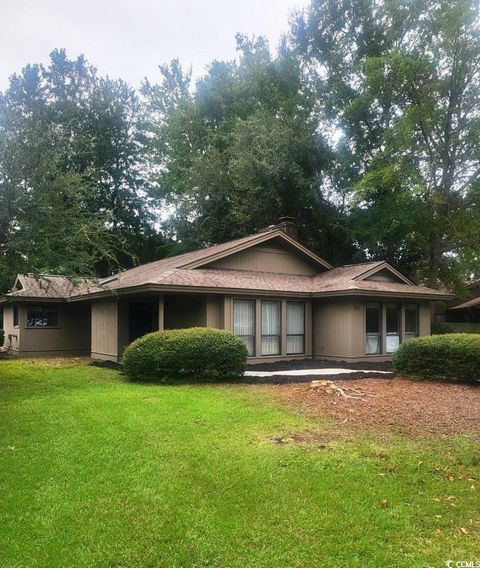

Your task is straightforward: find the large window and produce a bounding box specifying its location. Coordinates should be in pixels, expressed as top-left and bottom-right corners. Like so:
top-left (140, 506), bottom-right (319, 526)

top-left (386, 303), bottom-right (401, 353)
top-left (261, 301), bottom-right (281, 356)
top-left (366, 302), bottom-right (381, 354)
top-left (233, 300), bottom-right (255, 356)
top-left (26, 306), bottom-right (59, 328)
top-left (287, 302), bottom-right (305, 354)
top-left (405, 303), bottom-right (418, 340)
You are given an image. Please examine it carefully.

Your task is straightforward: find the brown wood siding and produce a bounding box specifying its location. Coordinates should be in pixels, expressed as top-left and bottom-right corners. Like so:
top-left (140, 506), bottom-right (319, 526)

top-left (313, 298), bottom-right (432, 360)
top-left (164, 295), bottom-right (207, 329)
top-left (206, 295), bottom-right (223, 328)
top-left (91, 299), bottom-right (119, 360)
top-left (9, 303), bottom-right (90, 355)
top-left (2, 304), bottom-right (21, 352)
top-left (206, 243), bottom-right (319, 275)
top-left (313, 298), bottom-right (357, 359)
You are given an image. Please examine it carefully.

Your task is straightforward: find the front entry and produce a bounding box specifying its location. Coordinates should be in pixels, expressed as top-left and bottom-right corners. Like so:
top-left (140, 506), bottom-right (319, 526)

top-left (129, 302), bottom-right (157, 343)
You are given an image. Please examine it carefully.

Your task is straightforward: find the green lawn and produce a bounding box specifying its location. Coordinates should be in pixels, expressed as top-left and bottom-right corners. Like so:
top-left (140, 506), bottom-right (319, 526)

top-left (0, 359), bottom-right (478, 567)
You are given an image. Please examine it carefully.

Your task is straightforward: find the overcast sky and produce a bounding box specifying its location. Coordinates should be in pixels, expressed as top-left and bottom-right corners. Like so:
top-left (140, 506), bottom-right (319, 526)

top-left (0, 0), bottom-right (310, 92)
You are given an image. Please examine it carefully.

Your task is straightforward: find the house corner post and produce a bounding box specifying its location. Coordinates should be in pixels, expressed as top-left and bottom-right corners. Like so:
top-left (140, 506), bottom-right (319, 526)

top-left (158, 294), bottom-right (164, 331)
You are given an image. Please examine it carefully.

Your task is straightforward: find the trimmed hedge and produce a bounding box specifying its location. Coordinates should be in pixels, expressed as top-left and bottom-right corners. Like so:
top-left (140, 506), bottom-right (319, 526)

top-left (393, 333), bottom-right (480, 383)
top-left (123, 327), bottom-right (248, 382)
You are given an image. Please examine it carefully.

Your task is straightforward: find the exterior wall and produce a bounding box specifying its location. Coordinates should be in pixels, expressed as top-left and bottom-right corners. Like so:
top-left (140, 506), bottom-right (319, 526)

top-left (419, 302), bottom-right (431, 336)
top-left (164, 295), bottom-right (207, 329)
top-left (313, 298), bottom-right (431, 362)
top-left (91, 298), bottom-right (119, 362)
top-left (206, 295), bottom-right (223, 328)
top-left (313, 298), bottom-right (360, 360)
top-left (206, 242), bottom-right (320, 275)
top-left (2, 304), bottom-right (21, 352)
top-left (4, 302), bottom-right (90, 356)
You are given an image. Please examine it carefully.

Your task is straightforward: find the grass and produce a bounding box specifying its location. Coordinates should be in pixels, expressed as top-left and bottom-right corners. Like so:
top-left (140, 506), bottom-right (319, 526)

top-left (0, 359), bottom-right (479, 567)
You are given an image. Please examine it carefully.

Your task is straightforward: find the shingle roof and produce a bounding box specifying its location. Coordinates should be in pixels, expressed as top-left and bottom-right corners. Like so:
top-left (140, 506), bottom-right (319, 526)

top-left (6, 274), bottom-right (96, 300)
top-left (2, 230), bottom-right (451, 301)
top-left (449, 296), bottom-right (480, 310)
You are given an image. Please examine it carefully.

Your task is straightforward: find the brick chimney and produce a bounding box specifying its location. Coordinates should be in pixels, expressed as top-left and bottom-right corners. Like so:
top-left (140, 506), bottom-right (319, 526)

top-left (277, 216), bottom-right (298, 239)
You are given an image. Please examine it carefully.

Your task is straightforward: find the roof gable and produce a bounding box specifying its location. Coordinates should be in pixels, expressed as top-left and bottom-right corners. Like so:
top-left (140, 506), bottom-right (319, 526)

top-left (178, 229), bottom-right (333, 272)
top-left (354, 262), bottom-right (414, 285)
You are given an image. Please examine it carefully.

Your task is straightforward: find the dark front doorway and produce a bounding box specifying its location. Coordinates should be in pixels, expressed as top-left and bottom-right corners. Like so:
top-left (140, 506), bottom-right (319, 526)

top-left (129, 301), bottom-right (157, 343)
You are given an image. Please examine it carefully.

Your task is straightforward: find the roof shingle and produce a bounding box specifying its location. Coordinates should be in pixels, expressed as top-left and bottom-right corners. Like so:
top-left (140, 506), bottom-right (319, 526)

top-left (3, 231), bottom-right (450, 301)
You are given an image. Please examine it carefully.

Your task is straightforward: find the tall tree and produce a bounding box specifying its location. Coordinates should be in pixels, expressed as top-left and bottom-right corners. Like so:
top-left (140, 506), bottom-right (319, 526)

top-left (290, 0), bottom-right (480, 288)
top-left (143, 37), bottom-right (355, 263)
top-left (0, 50), bottom-right (158, 292)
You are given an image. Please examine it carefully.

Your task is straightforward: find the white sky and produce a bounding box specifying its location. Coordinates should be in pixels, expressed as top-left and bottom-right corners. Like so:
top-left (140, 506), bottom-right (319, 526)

top-left (0, 0), bottom-right (310, 92)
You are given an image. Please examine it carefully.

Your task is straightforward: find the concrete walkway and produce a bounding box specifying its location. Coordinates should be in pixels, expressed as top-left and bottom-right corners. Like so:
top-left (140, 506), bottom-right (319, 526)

top-left (244, 368), bottom-right (393, 377)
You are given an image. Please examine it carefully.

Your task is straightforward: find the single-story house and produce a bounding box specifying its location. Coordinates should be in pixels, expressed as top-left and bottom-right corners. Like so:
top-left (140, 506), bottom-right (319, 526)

top-left (0, 220), bottom-right (451, 363)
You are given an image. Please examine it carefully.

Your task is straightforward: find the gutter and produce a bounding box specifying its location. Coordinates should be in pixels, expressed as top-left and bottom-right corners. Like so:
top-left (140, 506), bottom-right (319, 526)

top-left (66, 283), bottom-right (453, 302)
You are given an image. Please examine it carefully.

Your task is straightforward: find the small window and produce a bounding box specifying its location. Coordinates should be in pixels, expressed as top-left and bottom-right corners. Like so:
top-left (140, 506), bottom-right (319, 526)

top-left (287, 302), bottom-right (305, 354)
top-left (405, 304), bottom-right (418, 340)
top-left (13, 306), bottom-right (19, 327)
top-left (261, 301), bottom-right (281, 356)
top-left (26, 305), bottom-right (59, 328)
top-left (366, 302), bottom-right (381, 354)
top-left (233, 300), bottom-right (255, 356)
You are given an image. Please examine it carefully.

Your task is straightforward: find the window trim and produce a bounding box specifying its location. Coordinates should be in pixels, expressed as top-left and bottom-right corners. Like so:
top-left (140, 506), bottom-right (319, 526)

top-left (261, 300), bottom-right (281, 356)
top-left (286, 301), bottom-right (305, 355)
top-left (25, 305), bottom-right (61, 329)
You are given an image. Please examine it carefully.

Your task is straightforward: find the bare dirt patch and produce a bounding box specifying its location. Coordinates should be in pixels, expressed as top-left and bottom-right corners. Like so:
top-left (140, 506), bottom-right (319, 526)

top-left (269, 378), bottom-right (480, 439)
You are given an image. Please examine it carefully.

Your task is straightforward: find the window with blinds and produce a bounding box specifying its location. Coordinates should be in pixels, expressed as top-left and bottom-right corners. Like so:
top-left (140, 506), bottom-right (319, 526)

top-left (233, 299), bottom-right (255, 356)
top-left (287, 301), bottom-right (305, 354)
top-left (261, 301), bottom-right (281, 355)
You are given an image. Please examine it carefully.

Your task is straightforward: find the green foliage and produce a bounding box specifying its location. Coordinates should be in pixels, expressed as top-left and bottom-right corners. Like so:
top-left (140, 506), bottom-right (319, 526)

top-left (0, 329), bottom-right (4, 347)
top-left (0, 49), bottom-right (160, 293)
top-left (3, 2), bottom-right (480, 294)
top-left (142, 37), bottom-right (355, 265)
top-left (290, 0), bottom-right (480, 288)
top-left (393, 333), bottom-right (480, 382)
top-left (122, 327), bottom-right (248, 382)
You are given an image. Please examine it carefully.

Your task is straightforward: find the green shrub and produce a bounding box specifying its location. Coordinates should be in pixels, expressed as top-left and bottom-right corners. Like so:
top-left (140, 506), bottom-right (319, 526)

top-left (393, 333), bottom-right (480, 383)
top-left (123, 327), bottom-right (248, 382)
top-left (0, 329), bottom-right (4, 347)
